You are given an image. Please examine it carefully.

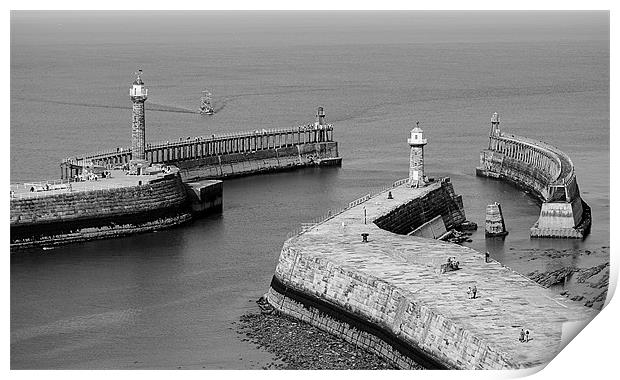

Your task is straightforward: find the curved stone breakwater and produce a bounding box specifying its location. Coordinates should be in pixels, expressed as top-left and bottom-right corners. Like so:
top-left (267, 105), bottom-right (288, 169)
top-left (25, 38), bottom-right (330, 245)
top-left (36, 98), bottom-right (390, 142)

top-left (476, 113), bottom-right (591, 238)
top-left (266, 178), bottom-right (595, 369)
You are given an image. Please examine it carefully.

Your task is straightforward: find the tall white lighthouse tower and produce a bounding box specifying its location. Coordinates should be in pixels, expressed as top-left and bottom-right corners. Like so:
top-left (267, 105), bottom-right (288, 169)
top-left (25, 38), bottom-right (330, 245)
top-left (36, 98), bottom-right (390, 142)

top-left (407, 121), bottom-right (427, 188)
top-left (130, 70), bottom-right (149, 174)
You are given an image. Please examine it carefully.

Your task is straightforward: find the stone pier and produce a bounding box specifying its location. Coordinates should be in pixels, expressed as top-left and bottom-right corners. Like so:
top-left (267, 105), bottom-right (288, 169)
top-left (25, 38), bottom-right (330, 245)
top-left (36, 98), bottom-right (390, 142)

top-left (476, 113), bottom-right (591, 238)
top-left (267, 179), bottom-right (595, 369)
top-left (10, 169), bottom-right (223, 251)
top-left (60, 124), bottom-right (340, 182)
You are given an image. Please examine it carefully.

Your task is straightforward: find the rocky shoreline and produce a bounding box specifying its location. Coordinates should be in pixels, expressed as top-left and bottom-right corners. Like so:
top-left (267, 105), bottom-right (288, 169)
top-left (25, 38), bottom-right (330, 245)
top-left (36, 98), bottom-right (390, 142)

top-left (523, 247), bottom-right (610, 310)
top-left (235, 307), bottom-right (411, 370)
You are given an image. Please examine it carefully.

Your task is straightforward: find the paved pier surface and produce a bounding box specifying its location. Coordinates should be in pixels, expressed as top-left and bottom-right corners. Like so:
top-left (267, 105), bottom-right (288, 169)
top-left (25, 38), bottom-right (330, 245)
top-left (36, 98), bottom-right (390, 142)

top-left (11, 168), bottom-right (209, 199)
top-left (285, 181), bottom-right (595, 368)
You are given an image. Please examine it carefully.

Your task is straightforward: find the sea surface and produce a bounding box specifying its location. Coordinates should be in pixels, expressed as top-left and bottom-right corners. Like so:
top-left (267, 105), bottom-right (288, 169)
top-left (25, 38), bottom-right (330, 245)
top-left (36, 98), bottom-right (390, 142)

top-left (10, 11), bottom-right (609, 369)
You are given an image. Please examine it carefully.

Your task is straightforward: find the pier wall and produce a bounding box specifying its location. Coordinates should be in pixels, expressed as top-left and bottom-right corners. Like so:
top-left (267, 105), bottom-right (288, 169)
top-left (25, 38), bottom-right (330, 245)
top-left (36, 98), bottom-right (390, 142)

top-left (268, 182), bottom-right (492, 370)
top-left (10, 173), bottom-right (222, 250)
top-left (476, 131), bottom-right (590, 238)
top-left (60, 126), bottom-right (341, 181)
top-left (175, 142), bottom-right (339, 182)
top-left (185, 180), bottom-right (223, 215)
top-left (373, 178), bottom-right (465, 235)
top-left (268, 245), bottom-right (510, 370)
top-left (266, 180), bottom-right (594, 369)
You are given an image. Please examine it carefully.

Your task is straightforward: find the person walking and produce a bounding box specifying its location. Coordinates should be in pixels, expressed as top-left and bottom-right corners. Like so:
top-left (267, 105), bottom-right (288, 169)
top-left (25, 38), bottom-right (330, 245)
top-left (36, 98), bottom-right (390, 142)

top-left (472, 285), bottom-right (477, 299)
top-left (525, 330), bottom-right (530, 342)
top-left (519, 329), bottom-right (525, 342)
top-left (467, 287), bottom-right (472, 299)
top-left (485, 251), bottom-right (490, 263)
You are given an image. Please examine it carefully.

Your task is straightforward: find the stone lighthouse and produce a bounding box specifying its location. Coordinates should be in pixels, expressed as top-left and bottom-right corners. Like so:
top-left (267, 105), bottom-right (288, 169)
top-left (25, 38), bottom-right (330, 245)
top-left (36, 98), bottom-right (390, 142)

top-left (490, 112), bottom-right (501, 137)
top-left (129, 70), bottom-right (149, 174)
top-left (315, 106), bottom-right (327, 142)
top-left (407, 121), bottom-right (427, 188)
top-left (315, 106), bottom-right (326, 126)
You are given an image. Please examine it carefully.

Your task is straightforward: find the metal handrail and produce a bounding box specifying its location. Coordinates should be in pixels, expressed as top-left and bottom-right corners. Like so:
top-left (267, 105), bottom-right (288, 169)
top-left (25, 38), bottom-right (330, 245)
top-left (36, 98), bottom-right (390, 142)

top-left (284, 178), bottom-right (409, 240)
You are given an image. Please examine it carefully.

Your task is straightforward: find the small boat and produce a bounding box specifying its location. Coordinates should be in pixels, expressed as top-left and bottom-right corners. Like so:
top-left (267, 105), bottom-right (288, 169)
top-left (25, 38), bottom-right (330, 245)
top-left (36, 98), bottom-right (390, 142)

top-left (200, 90), bottom-right (214, 115)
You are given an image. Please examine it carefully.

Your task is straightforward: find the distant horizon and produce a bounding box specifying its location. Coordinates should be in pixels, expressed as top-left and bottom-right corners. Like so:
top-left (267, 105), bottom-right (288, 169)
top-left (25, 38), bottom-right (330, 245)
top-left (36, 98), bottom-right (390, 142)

top-left (11, 10), bottom-right (609, 47)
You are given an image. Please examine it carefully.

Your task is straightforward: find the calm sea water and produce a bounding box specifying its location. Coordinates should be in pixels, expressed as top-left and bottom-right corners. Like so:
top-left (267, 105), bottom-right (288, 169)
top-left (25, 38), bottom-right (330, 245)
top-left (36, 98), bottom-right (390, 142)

top-left (10, 12), bottom-right (609, 369)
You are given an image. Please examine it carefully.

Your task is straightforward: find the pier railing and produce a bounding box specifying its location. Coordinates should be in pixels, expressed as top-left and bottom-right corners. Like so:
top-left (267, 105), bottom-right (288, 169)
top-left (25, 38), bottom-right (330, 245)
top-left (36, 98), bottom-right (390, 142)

top-left (495, 133), bottom-right (565, 182)
top-left (60, 124), bottom-right (335, 179)
top-left (285, 178), bottom-right (410, 240)
top-left (489, 131), bottom-right (578, 202)
top-left (10, 180), bottom-right (130, 200)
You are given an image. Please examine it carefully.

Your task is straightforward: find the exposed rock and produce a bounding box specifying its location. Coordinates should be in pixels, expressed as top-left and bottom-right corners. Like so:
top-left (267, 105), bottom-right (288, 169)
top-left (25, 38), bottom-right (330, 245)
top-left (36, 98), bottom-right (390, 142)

top-left (576, 263), bottom-right (609, 284)
top-left (236, 309), bottom-right (408, 370)
top-left (459, 221), bottom-right (478, 231)
top-left (527, 267), bottom-right (576, 288)
top-left (527, 261), bottom-right (609, 310)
